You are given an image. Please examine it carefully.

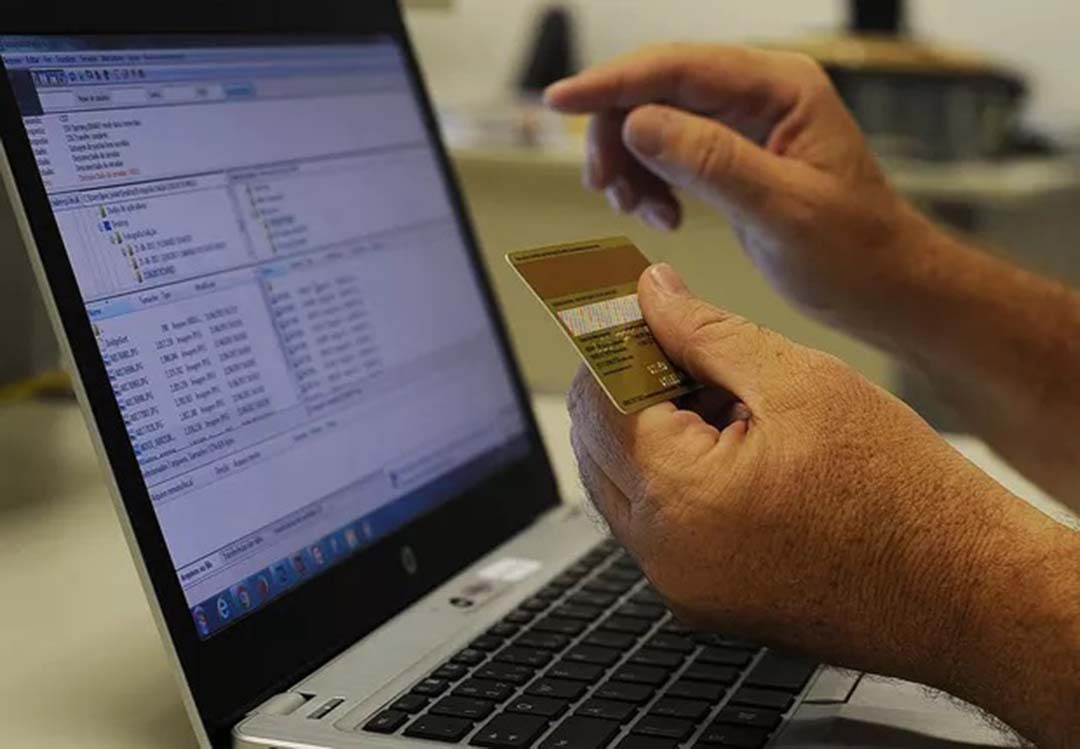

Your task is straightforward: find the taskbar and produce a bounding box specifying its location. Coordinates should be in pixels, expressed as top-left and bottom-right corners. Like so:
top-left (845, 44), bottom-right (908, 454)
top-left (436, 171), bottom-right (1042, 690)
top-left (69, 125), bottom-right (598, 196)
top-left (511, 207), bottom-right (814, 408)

top-left (188, 433), bottom-right (530, 639)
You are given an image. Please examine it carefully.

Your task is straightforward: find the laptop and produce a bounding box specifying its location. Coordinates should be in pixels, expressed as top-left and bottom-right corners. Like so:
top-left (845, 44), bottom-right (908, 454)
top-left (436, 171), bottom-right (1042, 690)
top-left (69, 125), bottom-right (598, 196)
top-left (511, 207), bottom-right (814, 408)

top-left (0, 3), bottom-right (1015, 748)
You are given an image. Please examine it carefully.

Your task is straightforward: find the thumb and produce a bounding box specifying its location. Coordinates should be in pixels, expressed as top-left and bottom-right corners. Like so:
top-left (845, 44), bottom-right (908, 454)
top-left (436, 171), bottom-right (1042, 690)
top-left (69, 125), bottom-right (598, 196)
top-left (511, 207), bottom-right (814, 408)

top-left (638, 262), bottom-right (770, 404)
top-left (622, 103), bottom-right (787, 214)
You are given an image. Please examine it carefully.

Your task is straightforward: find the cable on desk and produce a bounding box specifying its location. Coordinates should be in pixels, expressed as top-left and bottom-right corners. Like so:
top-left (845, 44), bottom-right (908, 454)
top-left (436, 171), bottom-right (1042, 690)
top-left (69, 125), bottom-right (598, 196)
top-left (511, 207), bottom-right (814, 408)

top-left (0, 370), bottom-right (73, 404)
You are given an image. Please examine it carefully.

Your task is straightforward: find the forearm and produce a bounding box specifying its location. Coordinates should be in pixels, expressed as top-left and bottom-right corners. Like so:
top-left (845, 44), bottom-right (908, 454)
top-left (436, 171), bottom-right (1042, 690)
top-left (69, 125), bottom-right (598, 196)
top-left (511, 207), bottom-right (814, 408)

top-left (843, 206), bottom-right (1080, 508)
top-left (941, 495), bottom-right (1080, 748)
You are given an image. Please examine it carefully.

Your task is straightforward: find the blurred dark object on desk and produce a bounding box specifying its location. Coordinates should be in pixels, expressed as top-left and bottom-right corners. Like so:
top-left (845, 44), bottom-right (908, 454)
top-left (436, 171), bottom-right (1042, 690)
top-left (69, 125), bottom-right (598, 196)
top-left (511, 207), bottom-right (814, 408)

top-left (439, 6), bottom-right (581, 150)
top-left (517, 6), bottom-right (578, 96)
top-left (774, 0), bottom-right (1031, 162)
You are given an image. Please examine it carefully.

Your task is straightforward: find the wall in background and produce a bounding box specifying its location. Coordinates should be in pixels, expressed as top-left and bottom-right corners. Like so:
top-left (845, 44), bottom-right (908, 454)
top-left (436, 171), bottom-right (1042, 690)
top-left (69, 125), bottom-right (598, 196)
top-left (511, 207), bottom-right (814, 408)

top-left (405, 1), bottom-right (841, 105)
top-left (406, 0), bottom-right (1080, 140)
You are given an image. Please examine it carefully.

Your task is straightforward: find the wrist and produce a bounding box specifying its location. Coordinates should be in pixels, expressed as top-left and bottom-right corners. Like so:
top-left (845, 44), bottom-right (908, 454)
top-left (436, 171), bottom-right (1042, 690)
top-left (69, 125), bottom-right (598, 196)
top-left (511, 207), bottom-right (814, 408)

top-left (854, 201), bottom-right (947, 344)
top-left (936, 494), bottom-right (1080, 747)
top-left (812, 196), bottom-right (946, 355)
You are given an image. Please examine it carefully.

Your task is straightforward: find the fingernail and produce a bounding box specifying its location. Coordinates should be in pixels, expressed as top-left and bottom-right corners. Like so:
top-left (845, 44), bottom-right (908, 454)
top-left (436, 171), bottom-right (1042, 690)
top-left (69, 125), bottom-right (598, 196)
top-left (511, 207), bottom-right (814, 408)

top-left (584, 155), bottom-right (603, 190)
top-left (624, 108), bottom-right (665, 157)
top-left (641, 202), bottom-right (676, 232)
top-left (542, 79), bottom-right (569, 106)
top-left (607, 179), bottom-right (635, 213)
top-left (648, 263), bottom-right (688, 296)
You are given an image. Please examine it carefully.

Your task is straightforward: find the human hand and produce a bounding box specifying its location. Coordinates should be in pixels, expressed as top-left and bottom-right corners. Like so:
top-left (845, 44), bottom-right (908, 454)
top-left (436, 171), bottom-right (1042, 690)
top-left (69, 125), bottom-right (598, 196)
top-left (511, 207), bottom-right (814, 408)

top-left (567, 263), bottom-right (1055, 701)
top-left (545, 45), bottom-right (932, 330)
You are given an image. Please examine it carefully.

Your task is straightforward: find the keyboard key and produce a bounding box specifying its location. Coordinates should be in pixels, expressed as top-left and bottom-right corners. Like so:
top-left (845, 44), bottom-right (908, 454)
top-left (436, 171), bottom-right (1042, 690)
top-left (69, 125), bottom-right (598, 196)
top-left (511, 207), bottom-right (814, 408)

top-left (537, 584), bottom-right (566, 600)
top-left (488, 622), bottom-right (521, 639)
top-left (433, 663), bottom-right (470, 681)
top-left (551, 572), bottom-right (582, 588)
top-left (713, 706), bottom-right (782, 731)
top-left (682, 664), bottom-right (739, 685)
top-left (629, 649), bottom-right (684, 670)
top-left (630, 588), bottom-right (664, 605)
top-left (455, 679), bottom-right (516, 702)
top-left (476, 663), bottom-right (536, 685)
top-left (576, 698), bottom-right (637, 722)
top-left (533, 617), bottom-right (587, 637)
top-left (615, 603), bottom-right (665, 621)
top-left (390, 694), bottom-right (429, 713)
top-left (600, 567), bottom-right (643, 583)
top-left (564, 645), bottom-right (621, 667)
top-left (363, 709), bottom-right (408, 733)
top-left (658, 620), bottom-right (693, 636)
top-left (412, 678), bottom-right (450, 696)
top-left (600, 616), bottom-right (652, 636)
top-left (666, 679), bottom-right (727, 703)
top-left (548, 660), bottom-right (605, 683)
top-left (521, 597), bottom-right (551, 612)
top-left (584, 579), bottom-right (633, 595)
top-left (403, 714), bottom-right (473, 742)
top-left (583, 631), bottom-right (636, 650)
top-left (743, 653), bottom-right (818, 693)
top-left (552, 603), bottom-right (604, 621)
top-left (566, 562), bottom-right (594, 576)
top-left (526, 677), bottom-right (588, 701)
top-left (506, 695), bottom-right (569, 719)
top-left (649, 698), bottom-right (711, 722)
top-left (632, 715), bottom-right (696, 740)
top-left (430, 695), bottom-right (497, 721)
top-left (569, 591), bottom-right (618, 608)
top-left (539, 716), bottom-right (621, 749)
top-left (505, 610), bottom-right (536, 625)
top-left (645, 635), bottom-right (694, 654)
top-left (727, 687), bottom-right (792, 712)
top-left (594, 680), bottom-right (655, 704)
top-left (696, 648), bottom-right (752, 668)
top-left (454, 648), bottom-right (488, 666)
top-left (615, 736), bottom-right (678, 749)
top-left (697, 723), bottom-right (769, 747)
top-left (496, 647), bottom-right (553, 668)
top-left (611, 665), bottom-right (668, 686)
top-left (692, 633), bottom-right (759, 651)
top-left (471, 713), bottom-right (549, 748)
top-left (472, 635), bottom-right (505, 652)
top-left (580, 551), bottom-right (611, 568)
top-left (613, 561), bottom-right (635, 582)
top-left (516, 632), bottom-right (571, 652)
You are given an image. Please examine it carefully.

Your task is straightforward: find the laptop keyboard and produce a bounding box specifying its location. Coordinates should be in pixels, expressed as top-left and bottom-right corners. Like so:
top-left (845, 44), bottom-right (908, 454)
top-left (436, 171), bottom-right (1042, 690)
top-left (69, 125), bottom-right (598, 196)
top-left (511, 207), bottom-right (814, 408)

top-left (362, 539), bottom-right (818, 748)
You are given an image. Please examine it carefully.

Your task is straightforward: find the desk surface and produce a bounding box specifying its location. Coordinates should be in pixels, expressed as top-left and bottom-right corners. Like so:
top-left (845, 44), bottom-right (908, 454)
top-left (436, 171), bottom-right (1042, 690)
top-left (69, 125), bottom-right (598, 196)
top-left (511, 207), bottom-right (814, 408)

top-left (0, 396), bottom-right (1071, 748)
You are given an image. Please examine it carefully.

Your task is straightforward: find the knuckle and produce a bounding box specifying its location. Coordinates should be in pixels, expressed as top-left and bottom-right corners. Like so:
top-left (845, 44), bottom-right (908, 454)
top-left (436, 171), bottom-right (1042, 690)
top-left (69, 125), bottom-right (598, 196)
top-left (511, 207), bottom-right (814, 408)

top-left (682, 311), bottom-right (756, 366)
top-left (804, 348), bottom-right (858, 382)
top-left (689, 123), bottom-right (733, 185)
top-left (786, 51), bottom-right (828, 81)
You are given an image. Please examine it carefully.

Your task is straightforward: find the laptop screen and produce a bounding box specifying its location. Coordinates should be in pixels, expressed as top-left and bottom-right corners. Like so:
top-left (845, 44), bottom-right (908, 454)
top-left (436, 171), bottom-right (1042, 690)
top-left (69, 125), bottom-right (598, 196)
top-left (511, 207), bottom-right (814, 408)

top-left (1, 36), bottom-right (529, 639)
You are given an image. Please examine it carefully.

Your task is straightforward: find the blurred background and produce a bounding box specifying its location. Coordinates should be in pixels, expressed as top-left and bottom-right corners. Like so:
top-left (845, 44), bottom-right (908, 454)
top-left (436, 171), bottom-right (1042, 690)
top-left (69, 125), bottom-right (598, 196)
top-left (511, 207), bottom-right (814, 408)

top-left (5, 0), bottom-right (1080, 423)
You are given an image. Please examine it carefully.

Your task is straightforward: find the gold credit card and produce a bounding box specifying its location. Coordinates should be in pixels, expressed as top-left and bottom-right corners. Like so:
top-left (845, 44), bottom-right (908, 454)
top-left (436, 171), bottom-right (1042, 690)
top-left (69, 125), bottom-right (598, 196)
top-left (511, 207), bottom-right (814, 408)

top-left (507, 236), bottom-right (698, 414)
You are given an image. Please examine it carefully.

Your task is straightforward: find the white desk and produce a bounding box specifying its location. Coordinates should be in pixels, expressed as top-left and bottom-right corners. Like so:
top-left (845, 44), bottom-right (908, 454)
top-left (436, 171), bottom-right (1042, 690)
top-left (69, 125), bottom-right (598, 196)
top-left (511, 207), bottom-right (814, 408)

top-left (0, 396), bottom-right (1071, 747)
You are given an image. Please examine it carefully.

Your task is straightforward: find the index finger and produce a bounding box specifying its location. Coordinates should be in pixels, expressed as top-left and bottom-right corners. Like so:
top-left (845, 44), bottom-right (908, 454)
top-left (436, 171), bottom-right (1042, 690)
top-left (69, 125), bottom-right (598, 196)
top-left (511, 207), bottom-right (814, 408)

top-left (544, 43), bottom-right (804, 115)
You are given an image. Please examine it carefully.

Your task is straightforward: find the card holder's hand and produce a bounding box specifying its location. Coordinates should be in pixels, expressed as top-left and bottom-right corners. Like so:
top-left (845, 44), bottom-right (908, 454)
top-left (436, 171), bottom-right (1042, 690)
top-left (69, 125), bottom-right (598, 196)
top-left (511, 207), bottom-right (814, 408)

top-left (568, 263), bottom-right (1070, 743)
top-left (545, 44), bottom-right (929, 331)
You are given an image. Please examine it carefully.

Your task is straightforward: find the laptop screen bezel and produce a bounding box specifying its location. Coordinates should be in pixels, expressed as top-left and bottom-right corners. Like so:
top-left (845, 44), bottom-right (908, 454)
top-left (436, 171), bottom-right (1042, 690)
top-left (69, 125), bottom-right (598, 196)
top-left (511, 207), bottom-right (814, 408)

top-left (0, 2), bottom-right (561, 745)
